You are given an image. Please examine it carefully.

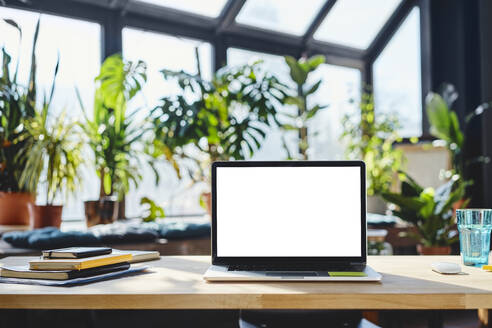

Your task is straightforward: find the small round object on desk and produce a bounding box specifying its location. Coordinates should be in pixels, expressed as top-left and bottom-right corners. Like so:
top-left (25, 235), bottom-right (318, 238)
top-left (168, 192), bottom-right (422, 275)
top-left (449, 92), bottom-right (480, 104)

top-left (431, 262), bottom-right (461, 274)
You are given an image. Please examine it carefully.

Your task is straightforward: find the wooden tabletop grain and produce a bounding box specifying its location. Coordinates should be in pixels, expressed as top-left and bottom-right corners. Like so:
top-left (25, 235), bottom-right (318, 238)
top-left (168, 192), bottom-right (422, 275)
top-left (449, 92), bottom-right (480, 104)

top-left (0, 255), bottom-right (491, 310)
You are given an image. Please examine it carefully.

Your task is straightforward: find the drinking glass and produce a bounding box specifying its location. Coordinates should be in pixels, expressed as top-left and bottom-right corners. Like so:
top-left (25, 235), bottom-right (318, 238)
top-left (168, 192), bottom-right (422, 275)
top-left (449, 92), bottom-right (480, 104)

top-left (457, 209), bottom-right (492, 266)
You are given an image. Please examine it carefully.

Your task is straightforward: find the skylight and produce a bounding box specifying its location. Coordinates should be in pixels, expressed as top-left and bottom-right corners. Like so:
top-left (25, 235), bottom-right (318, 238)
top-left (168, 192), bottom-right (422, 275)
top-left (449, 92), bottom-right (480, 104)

top-left (235, 0), bottom-right (326, 36)
top-left (314, 0), bottom-right (402, 49)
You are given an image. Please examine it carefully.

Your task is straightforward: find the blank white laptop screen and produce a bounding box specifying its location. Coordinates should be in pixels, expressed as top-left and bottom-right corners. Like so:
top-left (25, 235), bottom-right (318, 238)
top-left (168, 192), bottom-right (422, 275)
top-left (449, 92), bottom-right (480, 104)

top-left (216, 166), bottom-right (362, 257)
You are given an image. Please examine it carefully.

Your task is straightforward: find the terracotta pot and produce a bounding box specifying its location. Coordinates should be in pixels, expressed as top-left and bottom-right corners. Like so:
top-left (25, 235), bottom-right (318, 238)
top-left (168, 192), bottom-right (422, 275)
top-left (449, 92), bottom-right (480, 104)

top-left (33, 205), bottom-right (63, 228)
top-left (201, 192), bottom-right (212, 217)
top-left (0, 192), bottom-right (35, 226)
top-left (84, 197), bottom-right (118, 227)
top-left (417, 244), bottom-right (452, 255)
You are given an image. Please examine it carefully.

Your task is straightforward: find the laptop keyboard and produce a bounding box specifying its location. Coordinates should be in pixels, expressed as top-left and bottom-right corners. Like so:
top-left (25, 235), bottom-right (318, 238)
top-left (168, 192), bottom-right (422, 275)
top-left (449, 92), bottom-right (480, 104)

top-left (228, 264), bottom-right (364, 272)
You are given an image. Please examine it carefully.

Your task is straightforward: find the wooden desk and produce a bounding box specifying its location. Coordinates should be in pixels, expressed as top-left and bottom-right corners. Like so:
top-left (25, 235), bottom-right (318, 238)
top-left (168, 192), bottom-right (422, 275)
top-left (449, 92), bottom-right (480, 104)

top-left (0, 255), bottom-right (491, 310)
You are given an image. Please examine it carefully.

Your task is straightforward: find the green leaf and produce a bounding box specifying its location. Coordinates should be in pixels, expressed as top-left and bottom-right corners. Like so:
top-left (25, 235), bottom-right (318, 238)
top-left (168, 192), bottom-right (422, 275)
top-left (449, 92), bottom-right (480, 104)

top-left (425, 92), bottom-right (452, 141)
top-left (418, 188), bottom-right (435, 218)
top-left (3, 19), bottom-right (21, 37)
top-left (401, 181), bottom-right (421, 197)
top-left (281, 124), bottom-right (298, 131)
top-left (402, 173), bottom-right (424, 194)
top-left (103, 172), bottom-right (112, 195)
top-left (381, 192), bottom-right (426, 212)
top-left (304, 79), bottom-right (322, 96)
top-left (306, 55), bottom-right (325, 70)
top-left (449, 110), bottom-right (464, 149)
top-left (305, 104), bottom-right (328, 120)
top-left (140, 196), bottom-right (165, 222)
top-left (46, 52), bottom-right (60, 109)
top-left (284, 56), bottom-right (307, 85)
top-left (284, 96), bottom-right (304, 108)
top-left (27, 18), bottom-right (40, 108)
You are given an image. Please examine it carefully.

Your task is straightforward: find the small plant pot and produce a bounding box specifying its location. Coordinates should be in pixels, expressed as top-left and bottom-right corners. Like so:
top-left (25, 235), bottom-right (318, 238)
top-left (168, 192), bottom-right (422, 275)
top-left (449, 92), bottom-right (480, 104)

top-left (84, 197), bottom-right (118, 227)
top-left (33, 205), bottom-right (63, 229)
top-left (0, 192), bottom-right (35, 226)
top-left (417, 244), bottom-right (452, 255)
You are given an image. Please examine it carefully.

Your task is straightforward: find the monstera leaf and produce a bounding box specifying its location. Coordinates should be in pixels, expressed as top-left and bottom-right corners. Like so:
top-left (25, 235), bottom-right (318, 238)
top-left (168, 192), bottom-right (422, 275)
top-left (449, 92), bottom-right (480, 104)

top-left (152, 61), bottom-right (287, 175)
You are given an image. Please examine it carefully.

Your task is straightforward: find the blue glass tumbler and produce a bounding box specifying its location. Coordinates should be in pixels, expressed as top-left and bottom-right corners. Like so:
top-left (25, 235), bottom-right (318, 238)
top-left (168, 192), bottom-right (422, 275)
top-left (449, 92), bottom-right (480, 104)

top-left (457, 209), bottom-right (492, 266)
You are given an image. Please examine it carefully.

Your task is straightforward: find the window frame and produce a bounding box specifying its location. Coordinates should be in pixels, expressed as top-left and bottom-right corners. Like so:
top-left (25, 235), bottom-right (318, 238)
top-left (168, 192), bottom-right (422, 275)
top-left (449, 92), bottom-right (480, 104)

top-left (1, 0), bottom-right (427, 138)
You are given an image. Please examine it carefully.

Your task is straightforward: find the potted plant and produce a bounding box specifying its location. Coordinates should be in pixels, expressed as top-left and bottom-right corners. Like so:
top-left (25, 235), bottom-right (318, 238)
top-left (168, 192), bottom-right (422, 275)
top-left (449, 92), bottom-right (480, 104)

top-left (425, 83), bottom-right (491, 196)
top-left (281, 55), bottom-right (327, 160)
top-left (0, 20), bottom-right (39, 226)
top-left (79, 54), bottom-right (150, 224)
top-left (382, 172), bottom-right (467, 254)
top-left (19, 108), bottom-right (83, 228)
top-left (340, 92), bottom-right (407, 213)
top-left (151, 59), bottom-right (287, 213)
top-left (381, 84), bottom-right (491, 254)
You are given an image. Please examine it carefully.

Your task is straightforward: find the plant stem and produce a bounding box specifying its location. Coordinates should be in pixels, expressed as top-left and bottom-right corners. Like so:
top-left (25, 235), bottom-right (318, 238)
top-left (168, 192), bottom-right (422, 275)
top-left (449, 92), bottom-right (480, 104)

top-left (99, 167), bottom-right (106, 199)
top-left (298, 84), bottom-right (308, 160)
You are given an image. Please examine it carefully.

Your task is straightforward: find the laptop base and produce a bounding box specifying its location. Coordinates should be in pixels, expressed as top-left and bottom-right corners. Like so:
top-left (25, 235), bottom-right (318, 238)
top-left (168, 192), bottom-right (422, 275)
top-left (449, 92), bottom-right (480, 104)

top-left (203, 265), bottom-right (382, 282)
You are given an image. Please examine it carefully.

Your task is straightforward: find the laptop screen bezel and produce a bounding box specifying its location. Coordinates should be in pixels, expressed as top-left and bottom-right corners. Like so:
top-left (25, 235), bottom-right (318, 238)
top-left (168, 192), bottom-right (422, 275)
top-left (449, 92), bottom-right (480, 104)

top-left (211, 161), bottom-right (367, 268)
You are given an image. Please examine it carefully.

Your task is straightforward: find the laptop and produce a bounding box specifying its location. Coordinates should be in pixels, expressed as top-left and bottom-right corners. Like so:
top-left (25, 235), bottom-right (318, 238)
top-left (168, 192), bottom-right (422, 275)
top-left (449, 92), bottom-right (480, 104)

top-left (203, 161), bottom-right (382, 282)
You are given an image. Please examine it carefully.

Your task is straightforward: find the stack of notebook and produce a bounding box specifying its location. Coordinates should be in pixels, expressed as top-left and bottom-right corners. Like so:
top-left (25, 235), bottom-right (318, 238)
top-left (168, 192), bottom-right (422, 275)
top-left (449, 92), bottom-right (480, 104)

top-left (0, 247), bottom-right (160, 286)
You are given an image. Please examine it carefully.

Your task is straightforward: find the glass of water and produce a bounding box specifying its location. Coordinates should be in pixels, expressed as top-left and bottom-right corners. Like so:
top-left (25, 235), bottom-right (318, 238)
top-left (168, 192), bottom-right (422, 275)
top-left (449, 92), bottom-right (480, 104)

top-left (457, 209), bottom-right (492, 266)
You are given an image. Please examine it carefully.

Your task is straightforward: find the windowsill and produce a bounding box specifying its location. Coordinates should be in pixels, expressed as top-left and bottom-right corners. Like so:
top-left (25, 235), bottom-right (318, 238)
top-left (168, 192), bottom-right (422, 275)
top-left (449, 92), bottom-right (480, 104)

top-left (60, 214), bottom-right (208, 232)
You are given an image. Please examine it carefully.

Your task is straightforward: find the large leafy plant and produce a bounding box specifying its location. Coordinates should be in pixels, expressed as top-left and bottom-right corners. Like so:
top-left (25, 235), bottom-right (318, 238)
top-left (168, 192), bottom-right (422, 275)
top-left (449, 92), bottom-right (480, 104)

top-left (151, 61), bottom-right (287, 180)
top-left (79, 54), bottom-right (148, 199)
top-left (382, 173), bottom-right (467, 246)
top-left (426, 83), bottom-right (491, 180)
top-left (0, 19), bottom-right (38, 192)
top-left (382, 83), bottom-right (491, 247)
top-left (340, 92), bottom-right (406, 196)
top-left (282, 55), bottom-right (327, 160)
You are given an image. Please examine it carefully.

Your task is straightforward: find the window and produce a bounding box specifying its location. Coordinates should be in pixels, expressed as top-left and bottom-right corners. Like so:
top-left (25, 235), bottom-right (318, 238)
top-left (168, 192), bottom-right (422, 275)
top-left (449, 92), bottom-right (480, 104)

top-left (314, 0), bottom-right (401, 49)
top-left (307, 64), bottom-right (361, 159)
top-left (227, 48), bottom-right (361, 161)
top-left (227, 48), bottom-right (295, 160)
top-left (134, 0), bottom-right (228, 18)
top-left (0, 0), bottom-right (425, 219)
top-left (236, 0), bottom-right (325, 36)
top-left (373, 7), bottom-right (422, 137)
top-left (122, 27), bottom-right (212, 216)
top-left (0, 7), bottom-right (101, 219)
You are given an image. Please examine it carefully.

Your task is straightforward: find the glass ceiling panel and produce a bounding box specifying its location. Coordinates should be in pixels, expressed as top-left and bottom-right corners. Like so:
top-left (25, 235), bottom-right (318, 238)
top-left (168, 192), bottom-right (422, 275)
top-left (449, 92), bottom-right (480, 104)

top-left (134, 0), bottom-right (227, 18)
top-left (236, 0), bottom-right (326, 36)
top-left (374, 7), bottom-right (422, 137)
top-left (314, 0), bottom-right (402, 49)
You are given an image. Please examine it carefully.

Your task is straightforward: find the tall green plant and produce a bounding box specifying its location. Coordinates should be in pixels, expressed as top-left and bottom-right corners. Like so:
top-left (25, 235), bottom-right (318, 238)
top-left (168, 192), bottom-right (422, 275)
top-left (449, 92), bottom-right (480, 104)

top-left (340, 92), bottom-right (406, 196)
top-left (426, 83), bottom-right (491, 180)
top-left (79, 54), bottom-right (148, 199)
top-left (381, 83), bottom-right (491, 247)
top-left (0, 19), bottom-right (39, 192)
top-left (151, 61), bottom-right (287, 179)
top-left (282, 55), bottom-right (327, 160)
